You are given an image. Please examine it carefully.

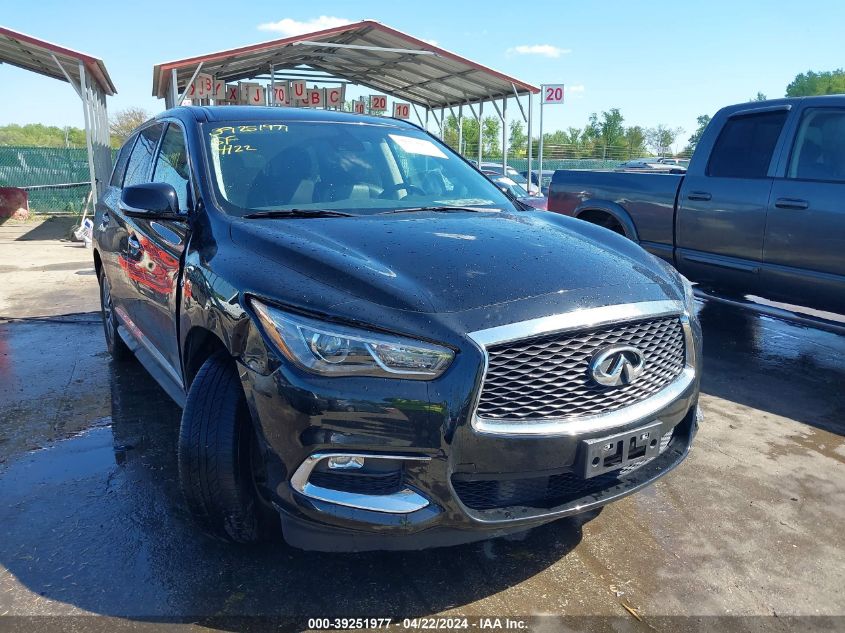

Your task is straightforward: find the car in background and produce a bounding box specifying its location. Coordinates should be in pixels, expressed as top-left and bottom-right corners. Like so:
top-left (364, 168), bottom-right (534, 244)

top-left (615, 159), bottom-right (686, 174)
top-left (657, 157), bottom-right (690, 168)
top-left (473, 161), bottom-right (541, 195)
top-left (485, 173), bottom-right (547, 209)
top-left (522, 169), bottom-right (557, 195)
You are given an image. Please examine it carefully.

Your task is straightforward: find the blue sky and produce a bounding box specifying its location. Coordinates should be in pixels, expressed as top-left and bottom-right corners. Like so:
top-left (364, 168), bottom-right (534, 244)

top-left (1, 0), bottom-right (843, 151)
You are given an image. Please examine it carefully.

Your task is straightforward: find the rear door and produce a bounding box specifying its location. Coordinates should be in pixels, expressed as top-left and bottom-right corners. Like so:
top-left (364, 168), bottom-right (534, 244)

top-left (763, 105), bottom-right (845, 313)
top-left (116, 122), bottom-right (191, 384)
top-left (676, 108), bottom-right (789, 293)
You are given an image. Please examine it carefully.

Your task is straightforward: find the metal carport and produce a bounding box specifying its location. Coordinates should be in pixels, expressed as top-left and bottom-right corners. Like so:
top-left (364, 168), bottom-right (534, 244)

top-left (0, 26), bottom-right (116, 200)
top-left (151, 20), bottom-right (539, 176)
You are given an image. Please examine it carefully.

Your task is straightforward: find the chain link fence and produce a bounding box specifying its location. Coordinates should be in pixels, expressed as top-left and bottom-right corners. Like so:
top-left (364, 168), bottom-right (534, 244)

top-left (0, 146), bottom-right (93, 214)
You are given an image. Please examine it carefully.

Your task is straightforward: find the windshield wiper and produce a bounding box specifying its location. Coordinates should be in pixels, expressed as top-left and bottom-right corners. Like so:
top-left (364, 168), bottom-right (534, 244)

top-left (378, 206), bottom-right (493, 215)
top-left (243, 209), bottom-right (353, 219)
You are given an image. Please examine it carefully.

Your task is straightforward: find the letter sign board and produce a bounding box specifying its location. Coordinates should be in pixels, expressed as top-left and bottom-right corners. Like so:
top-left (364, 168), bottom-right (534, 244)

top-left (326, 86), bottom-right (345, 109)
top-left (225, 84), bottom-right (239, 103)
top-left (291, 80), bottom-right (307, 103)
top-left (272, 80), bottom-right (290, 105)
top-left (353, 99), bottom-right (366, 114)
top-left (307, 88), bottom-right (325, 108)
top-left (542, 84), bottom-right (565, 104)
top-left (213, 79), bottom-right (226, 102)
top-left (369, 95), bottom-right (387, 111)
top-left (195, 73), bottom-right (214, 100)
top-left (392, 102), bottom-right (410, 119)
top-left (239, 83), bottom-right (263, 105)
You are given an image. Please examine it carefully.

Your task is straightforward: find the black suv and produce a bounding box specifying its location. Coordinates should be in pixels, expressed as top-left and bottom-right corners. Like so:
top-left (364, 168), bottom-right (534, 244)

top-left (93, 106), bottom-right (702, 551)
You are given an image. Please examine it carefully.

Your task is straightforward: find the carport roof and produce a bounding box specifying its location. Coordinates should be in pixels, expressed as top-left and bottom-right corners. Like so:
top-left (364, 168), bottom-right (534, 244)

top-left (152, 20), bottom-right (539, 108)
top-left (0, 26), bottom-right (116, 95)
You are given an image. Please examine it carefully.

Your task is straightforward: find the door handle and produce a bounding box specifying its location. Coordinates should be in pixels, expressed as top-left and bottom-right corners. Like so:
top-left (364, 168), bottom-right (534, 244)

top-left (774, 197), bottom-right (809, 210)
top-left (687, 191), bottom-right (712, 201)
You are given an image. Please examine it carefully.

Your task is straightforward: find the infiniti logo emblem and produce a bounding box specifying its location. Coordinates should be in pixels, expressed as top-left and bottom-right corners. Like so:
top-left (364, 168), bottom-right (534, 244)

top-left (589, 345), bottom-right (646, 387)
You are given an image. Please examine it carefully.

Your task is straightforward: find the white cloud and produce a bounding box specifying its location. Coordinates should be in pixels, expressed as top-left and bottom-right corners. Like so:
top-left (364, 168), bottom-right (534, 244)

top-left (568, 84), bottom-right (585, 93)
top-left (506, 44), bottom-right (571, 58)
top-left (422, 38), bottom-right (439, 47)
top-left (257, 16), bottom-right (352, 36)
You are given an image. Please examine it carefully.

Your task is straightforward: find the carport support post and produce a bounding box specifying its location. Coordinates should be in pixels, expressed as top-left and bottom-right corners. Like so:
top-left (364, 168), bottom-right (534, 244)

top-left (270, 64), bottom-right (275, 105)
top-left (538, 89), bottom-right (545, 190)
top-left (502, 97), bottom-right (507, 173)
top-left (526, 92), bottom-right (533, 190)
top-left (458, 105), bottom-right (463, 155)
top-left (169, 69), bottom-right (178, 108)
top-left (478, 101), bottom-right (483, 164)
top-left (78, 61), bottom-right (97, 202)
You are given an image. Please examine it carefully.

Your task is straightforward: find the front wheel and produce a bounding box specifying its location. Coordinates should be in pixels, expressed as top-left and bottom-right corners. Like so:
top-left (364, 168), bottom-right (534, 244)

top-left (98, 270), bottom-right (132, 361)
top-left (177, 351), bottom-right (279, 543)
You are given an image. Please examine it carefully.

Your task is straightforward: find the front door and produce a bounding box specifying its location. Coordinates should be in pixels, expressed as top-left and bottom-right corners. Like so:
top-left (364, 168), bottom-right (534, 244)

top-left (116, 122), bottom-right (192, 382)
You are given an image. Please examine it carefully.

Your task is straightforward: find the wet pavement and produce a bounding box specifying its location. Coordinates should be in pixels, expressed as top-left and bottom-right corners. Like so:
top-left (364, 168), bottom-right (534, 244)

top-left (1, 222), bottom-right (844, 629)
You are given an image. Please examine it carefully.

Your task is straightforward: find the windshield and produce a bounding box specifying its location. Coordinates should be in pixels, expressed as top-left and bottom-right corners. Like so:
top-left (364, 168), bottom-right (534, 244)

top-left (203, 121), bottom-right (515, 216)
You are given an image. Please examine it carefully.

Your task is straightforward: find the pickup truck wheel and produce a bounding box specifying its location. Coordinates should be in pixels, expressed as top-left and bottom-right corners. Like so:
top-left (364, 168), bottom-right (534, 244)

top-left (98, 271), bottom-right (132, 361)
top-left (177, 351), bottom-right (279, 543)
top-left (578, 211), bottom-right (627, 237)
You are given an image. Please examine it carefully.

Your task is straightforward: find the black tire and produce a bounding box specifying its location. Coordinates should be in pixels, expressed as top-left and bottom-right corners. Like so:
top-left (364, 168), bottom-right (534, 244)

top-left (98, 270), bottom-right (132, 361)
top-left (177, 351), bottom-right (279, 543)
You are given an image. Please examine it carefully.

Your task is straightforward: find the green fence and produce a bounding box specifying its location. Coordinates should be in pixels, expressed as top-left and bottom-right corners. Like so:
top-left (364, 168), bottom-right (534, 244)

top-left (0, 146), bottom-right (93, 213)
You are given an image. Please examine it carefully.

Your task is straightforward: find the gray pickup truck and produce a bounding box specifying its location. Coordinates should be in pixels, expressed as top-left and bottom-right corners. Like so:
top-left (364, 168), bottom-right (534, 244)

top-left (548, 96), bottom-right (845, 314)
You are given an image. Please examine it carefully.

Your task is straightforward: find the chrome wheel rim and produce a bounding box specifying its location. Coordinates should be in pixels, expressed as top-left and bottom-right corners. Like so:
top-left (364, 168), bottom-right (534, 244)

top-left (101, 277), bottom-right (115, 346)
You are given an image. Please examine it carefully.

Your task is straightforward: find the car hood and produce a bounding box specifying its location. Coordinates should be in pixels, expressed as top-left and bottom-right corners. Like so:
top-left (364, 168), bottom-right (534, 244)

top-left (229, 210), bottom-right (677, 314)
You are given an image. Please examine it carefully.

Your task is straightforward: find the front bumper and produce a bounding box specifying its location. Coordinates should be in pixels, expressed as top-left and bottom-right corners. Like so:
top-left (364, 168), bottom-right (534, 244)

top-left (239, 323), bottom-right (701, 552)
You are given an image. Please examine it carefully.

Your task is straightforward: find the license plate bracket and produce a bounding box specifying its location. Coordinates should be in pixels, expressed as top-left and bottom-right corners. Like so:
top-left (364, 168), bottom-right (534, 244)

top-left (580, 422), bottom-right (662, 479)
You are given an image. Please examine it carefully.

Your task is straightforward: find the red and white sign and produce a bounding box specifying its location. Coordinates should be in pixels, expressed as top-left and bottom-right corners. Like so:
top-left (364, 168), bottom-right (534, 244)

top-left (213, 80), bottom-right (226, 102)
top-left (326, 86), bottom-right (345, 109)
top-left (353, 99), bottom-right (366, 114)
top-left (542, 84), bottom-right (565, 104)
top-left (195, 73), bottom-right (214, 100)
top-left (392, 102), bottom-right (410, 119)
top-left (225, 84), bottom-right (239, 103)
top-left (307, 88), bottom-right (325, 108)
top-left (290, 80), bottom-right (307, 103)
top-left (272, 81), bottom-right (290, 105)
top-left (369, 95), bottom-right (387, 111)
top-left (241, 83), bottom-right (265, 105)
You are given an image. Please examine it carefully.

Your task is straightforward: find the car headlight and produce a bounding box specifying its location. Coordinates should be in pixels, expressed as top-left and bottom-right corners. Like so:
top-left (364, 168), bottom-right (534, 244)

top-left (251, 299), bottom-right (455, 379)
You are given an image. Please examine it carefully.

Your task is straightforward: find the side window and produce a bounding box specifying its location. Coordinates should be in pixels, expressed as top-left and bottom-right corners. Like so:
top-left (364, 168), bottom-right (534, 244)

top-left (153, 123), bottom-right (191, 211)
top-left (787, 108), bottom-right (845, 183)
top-left (109, 134), bottom-right (137, 187)
top-left (123, 123), bottom-right (164, 188)
top-left (707, 110), bottom-right (788, 179)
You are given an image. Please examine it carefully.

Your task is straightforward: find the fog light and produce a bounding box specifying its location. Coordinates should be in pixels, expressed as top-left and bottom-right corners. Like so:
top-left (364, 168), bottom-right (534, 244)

top-left (327, 455), bottom-right (365, 470)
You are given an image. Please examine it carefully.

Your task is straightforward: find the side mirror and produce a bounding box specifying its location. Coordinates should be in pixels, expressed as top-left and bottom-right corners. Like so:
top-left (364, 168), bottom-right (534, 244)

top-left (120, 183), bottom-right (183, 220)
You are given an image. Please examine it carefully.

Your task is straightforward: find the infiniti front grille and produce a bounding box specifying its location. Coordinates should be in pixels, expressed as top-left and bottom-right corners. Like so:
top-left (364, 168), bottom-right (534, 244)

top-left (475, 316), bottom-right (685, 421)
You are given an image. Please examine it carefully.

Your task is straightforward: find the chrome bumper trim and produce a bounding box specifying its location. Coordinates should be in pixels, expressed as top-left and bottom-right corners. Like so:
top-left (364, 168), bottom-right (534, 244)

top-left (290, 453), bottom-right (431, 514)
